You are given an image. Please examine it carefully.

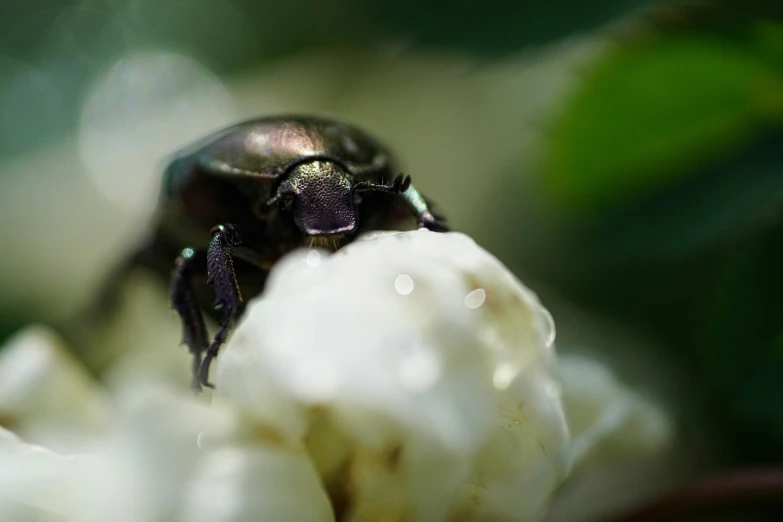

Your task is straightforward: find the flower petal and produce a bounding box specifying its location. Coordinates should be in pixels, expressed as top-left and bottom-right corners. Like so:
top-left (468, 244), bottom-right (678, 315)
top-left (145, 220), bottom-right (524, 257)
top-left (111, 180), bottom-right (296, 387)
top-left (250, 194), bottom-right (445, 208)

top-left (216, 230), bottom-right (570, 520)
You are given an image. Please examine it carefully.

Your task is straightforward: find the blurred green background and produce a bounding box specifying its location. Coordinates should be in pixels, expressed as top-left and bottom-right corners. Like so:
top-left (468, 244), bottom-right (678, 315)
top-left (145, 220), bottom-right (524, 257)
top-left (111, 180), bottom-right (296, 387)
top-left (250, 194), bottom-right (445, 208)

top-left (0, 0), bottom-right (781, 497)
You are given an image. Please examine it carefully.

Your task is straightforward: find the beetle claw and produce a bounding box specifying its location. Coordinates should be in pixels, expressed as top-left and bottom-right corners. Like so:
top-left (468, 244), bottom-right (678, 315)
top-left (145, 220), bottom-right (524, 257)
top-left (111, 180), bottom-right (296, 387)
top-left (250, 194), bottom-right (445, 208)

top-left (198, 356), bottom-right (214, 388)
top-left (418, 210), bottom-right (448, 232)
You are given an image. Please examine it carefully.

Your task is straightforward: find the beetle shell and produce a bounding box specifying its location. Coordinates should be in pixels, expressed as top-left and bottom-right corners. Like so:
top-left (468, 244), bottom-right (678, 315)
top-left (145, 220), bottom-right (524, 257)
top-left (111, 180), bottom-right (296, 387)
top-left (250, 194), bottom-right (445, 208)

top-left (157, 116), bottom-right (402, 249)
top-left (164, 115), bottom-right (394, 197)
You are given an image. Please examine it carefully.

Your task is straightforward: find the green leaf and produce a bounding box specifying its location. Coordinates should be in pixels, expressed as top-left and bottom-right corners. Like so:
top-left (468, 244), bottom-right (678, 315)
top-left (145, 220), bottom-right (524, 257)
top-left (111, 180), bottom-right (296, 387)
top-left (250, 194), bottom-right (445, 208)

top-left (545, 37), bottom-right (783, 211)
top-left (753, 20), bottom-right (783, 75)
top-left (591, 132), bottom-right (783, 261)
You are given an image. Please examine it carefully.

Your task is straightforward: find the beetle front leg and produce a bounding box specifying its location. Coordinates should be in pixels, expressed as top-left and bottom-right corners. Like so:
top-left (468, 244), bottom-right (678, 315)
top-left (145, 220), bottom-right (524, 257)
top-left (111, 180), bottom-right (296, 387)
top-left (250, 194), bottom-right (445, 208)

top-left (354, 174), bottom-right (447, 231)
top-left (171, 248), bottom-right (209, 393)
top-left (199, 224), bottom-right (245, 388)
top-left (400, 182), bottom-right (448, 232)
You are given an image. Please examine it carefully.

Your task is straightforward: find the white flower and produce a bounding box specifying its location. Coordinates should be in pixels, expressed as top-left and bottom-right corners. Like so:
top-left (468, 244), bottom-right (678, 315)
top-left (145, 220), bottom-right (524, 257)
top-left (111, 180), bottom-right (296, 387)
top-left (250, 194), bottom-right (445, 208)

top-left (0, 230), bottom-right (673, 522)
top-left (559, 354), bottom-right (672, 470)
top-left (0, 385), bottom-right (331, 522)
top-left (0, 326), bottom-right (110, 452)
top-left (214, 230), bottom-right (569, 521)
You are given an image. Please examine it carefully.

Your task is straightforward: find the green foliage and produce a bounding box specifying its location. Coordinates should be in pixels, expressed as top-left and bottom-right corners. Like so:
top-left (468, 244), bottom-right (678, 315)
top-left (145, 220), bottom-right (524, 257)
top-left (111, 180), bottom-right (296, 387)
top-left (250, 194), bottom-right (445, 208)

top-left (591, 133), bottom-right (783, 261)
top-left (539, 19), bottom-right (783, 460)
top-left (546, 36), bottom-right (783, 213)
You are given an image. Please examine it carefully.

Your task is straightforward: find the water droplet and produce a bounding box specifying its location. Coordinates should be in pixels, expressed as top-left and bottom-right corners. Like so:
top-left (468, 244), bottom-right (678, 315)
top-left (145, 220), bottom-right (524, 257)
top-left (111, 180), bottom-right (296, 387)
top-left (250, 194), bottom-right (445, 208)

top-left (394, 274), bottom-right (414, 295)
top-left (541, 307), bottom-right (556, 348)
top-left (306, 249), bottom-right (321, 268)
top-left (464, 288), bottom-right (486, 309)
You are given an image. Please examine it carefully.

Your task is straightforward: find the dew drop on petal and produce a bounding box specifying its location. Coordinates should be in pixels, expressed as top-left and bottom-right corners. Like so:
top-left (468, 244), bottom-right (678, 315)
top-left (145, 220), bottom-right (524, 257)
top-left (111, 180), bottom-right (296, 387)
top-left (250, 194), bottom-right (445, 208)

top-left (394, 274), bottom-right (414, 295)
top-left (306, 250), bottom-right (321, 268)
top-left (541, 307), bottom-right (556, 348)
top-left (464, 288), bottom-right (486, 309)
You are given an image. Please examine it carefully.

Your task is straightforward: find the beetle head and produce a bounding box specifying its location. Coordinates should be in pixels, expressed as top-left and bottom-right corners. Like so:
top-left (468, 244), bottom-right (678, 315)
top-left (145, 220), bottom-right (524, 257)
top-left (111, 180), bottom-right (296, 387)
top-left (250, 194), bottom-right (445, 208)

top-left (271, 160), bottom-right (357, 237)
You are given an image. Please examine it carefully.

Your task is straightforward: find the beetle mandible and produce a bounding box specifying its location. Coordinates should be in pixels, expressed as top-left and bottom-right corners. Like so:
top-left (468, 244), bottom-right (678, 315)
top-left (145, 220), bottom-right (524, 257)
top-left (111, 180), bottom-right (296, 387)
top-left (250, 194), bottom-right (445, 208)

top-left (111, 115), bottom-right (447, 391)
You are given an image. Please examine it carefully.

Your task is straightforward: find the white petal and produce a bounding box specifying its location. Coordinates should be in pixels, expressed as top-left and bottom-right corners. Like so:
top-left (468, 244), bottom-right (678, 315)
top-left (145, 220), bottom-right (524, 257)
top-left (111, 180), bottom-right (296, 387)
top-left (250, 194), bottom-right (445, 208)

top-left (0, 426), bottom-right (84, 521)
top-left (559, 354), bottom-right (673, 469)
top-left (216, 230), bottom-right (570, 521)
top-left (0, 326), bottom-right (110, 451)
top-left (0, 386), bottom-right (241, 522)
top-left (179, 445), bottom-right (333, 522)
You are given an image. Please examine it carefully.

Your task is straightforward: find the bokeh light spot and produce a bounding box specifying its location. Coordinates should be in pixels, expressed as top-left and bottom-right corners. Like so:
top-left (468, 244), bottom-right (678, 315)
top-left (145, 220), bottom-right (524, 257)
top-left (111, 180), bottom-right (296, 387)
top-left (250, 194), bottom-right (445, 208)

top-left (78, 51), bottom-right (235, 217)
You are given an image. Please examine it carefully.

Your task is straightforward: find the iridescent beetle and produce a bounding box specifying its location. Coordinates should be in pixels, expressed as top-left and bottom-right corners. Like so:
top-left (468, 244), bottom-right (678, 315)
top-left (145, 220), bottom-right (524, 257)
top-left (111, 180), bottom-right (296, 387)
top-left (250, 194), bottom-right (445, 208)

top-left (110, 115), bottom-right (447, 391)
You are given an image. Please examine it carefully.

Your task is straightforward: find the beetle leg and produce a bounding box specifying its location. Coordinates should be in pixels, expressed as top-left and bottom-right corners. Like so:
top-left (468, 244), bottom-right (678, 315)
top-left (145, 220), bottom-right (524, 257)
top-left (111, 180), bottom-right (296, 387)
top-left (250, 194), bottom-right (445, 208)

top-left (355, 174), bottom-right (447, 231)
top-left (170, 248), bottom-right (209, 393)
top-left (353, 173), bottom-right (411, 194)
top-left (199, 224), bottom-right (245, 388)
top-left (399, 182), bottom-right (449, 232)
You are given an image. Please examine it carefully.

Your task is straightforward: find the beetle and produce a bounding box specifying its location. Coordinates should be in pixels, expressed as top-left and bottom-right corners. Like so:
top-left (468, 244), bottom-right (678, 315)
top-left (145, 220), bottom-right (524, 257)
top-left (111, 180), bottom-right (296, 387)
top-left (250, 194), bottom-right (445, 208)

top-left (109, 115), bottom-right (447, 392)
